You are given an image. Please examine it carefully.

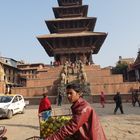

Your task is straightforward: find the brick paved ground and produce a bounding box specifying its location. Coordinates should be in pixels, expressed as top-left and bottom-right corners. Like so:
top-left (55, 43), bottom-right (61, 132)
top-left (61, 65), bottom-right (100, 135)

top-left (0, 103), bottom-right (140, 140)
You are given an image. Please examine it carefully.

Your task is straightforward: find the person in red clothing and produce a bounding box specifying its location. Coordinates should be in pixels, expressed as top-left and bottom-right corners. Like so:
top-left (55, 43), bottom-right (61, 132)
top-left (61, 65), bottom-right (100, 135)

top-left (45, 83), bottom-right (107, 140)
top-left (100, 91), bottom-right (105, 108)
top-left (38, 93), bottom-right (52, 120)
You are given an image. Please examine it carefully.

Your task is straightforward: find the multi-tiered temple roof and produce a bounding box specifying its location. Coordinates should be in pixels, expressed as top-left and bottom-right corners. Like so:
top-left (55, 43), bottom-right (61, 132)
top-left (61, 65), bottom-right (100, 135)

top-left (37, 0), bottom-right (107, 64)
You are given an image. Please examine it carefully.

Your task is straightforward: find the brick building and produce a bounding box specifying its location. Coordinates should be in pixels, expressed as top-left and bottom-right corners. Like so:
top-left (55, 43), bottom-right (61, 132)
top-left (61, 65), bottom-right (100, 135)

top-left (0, 57), bottom-right (25, 93)
top-left (128, 49), bottom-right (140, 82)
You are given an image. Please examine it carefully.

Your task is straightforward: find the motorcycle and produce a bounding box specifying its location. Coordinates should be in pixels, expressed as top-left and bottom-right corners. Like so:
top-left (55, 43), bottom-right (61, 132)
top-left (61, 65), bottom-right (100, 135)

top-left (0, 126), bottom-right (7, 140)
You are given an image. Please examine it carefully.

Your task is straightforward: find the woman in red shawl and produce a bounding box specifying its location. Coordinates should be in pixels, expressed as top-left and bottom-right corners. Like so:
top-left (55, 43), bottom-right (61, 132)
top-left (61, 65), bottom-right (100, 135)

top-left (45, 83), bottom-right (107, 140)
top-left (38, 93), bottom-right (52, 120)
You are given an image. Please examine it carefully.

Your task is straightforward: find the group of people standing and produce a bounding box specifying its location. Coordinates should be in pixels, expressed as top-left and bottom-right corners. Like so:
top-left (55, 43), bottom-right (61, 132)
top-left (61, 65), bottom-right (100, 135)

top-left (38, 90), bottom-right (126, 118)
top-left (131, 89), bottom-right (140, 107)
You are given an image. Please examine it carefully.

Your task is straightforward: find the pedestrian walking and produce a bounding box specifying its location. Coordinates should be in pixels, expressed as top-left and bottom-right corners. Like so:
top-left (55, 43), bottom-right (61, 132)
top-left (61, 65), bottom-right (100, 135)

top-left (100, 91), bottom-right (105, 108)
top-left (113, 92), bottom-right (124, 114)
top-left (45, 83), bottom-right (107, 140)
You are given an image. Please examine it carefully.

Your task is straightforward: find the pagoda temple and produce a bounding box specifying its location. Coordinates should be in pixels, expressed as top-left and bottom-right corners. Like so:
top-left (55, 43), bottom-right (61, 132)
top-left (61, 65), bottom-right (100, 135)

top-left (3, 0), bottom-right (140, 103)
top-left (37, 0), bottom-right (107, 65)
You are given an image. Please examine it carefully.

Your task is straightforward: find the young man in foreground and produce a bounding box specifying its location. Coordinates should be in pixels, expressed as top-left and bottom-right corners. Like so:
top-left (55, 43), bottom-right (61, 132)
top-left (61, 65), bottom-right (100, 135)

top-left (45, 83), bottom-right (107, 140)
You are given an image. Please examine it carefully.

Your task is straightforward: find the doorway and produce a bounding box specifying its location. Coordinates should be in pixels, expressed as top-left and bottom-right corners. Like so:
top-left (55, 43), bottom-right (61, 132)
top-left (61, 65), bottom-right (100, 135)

top-left (70, 53), bottom-right (76, 63)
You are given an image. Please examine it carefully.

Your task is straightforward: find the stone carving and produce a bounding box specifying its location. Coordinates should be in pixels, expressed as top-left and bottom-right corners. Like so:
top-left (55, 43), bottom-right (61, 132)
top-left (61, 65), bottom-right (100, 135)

top-left (81, 83), bottom-right (91, 95)
top-left (60, 72), bottom-right (67, 84)
top-left (80, 69), bottom-right (87, 84)
top-left (76, 62), bottom-right (87, 84)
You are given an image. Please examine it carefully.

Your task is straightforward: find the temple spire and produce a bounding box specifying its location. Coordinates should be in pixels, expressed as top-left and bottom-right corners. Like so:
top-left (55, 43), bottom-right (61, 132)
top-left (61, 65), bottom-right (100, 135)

top-left (37, 0), bottom-right (107, 65)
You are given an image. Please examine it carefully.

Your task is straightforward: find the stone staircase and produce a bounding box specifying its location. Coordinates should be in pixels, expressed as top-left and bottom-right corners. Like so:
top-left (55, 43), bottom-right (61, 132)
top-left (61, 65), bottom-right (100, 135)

top-left (12, 64), bottom-right (139, 99)
top-left (83, 65), bottom-right (137, 95)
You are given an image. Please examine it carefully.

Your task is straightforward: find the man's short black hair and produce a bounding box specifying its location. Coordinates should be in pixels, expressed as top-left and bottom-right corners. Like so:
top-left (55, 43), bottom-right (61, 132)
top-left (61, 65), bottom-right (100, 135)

top-left (42, 93), bottom-right (47, 98)
top-left (66, 83), bottom-right (81, 93)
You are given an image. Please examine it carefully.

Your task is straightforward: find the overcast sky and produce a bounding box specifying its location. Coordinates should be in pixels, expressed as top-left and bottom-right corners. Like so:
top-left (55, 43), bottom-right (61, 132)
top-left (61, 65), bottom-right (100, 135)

top-left (0, 0), bottom-right (140, 67)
